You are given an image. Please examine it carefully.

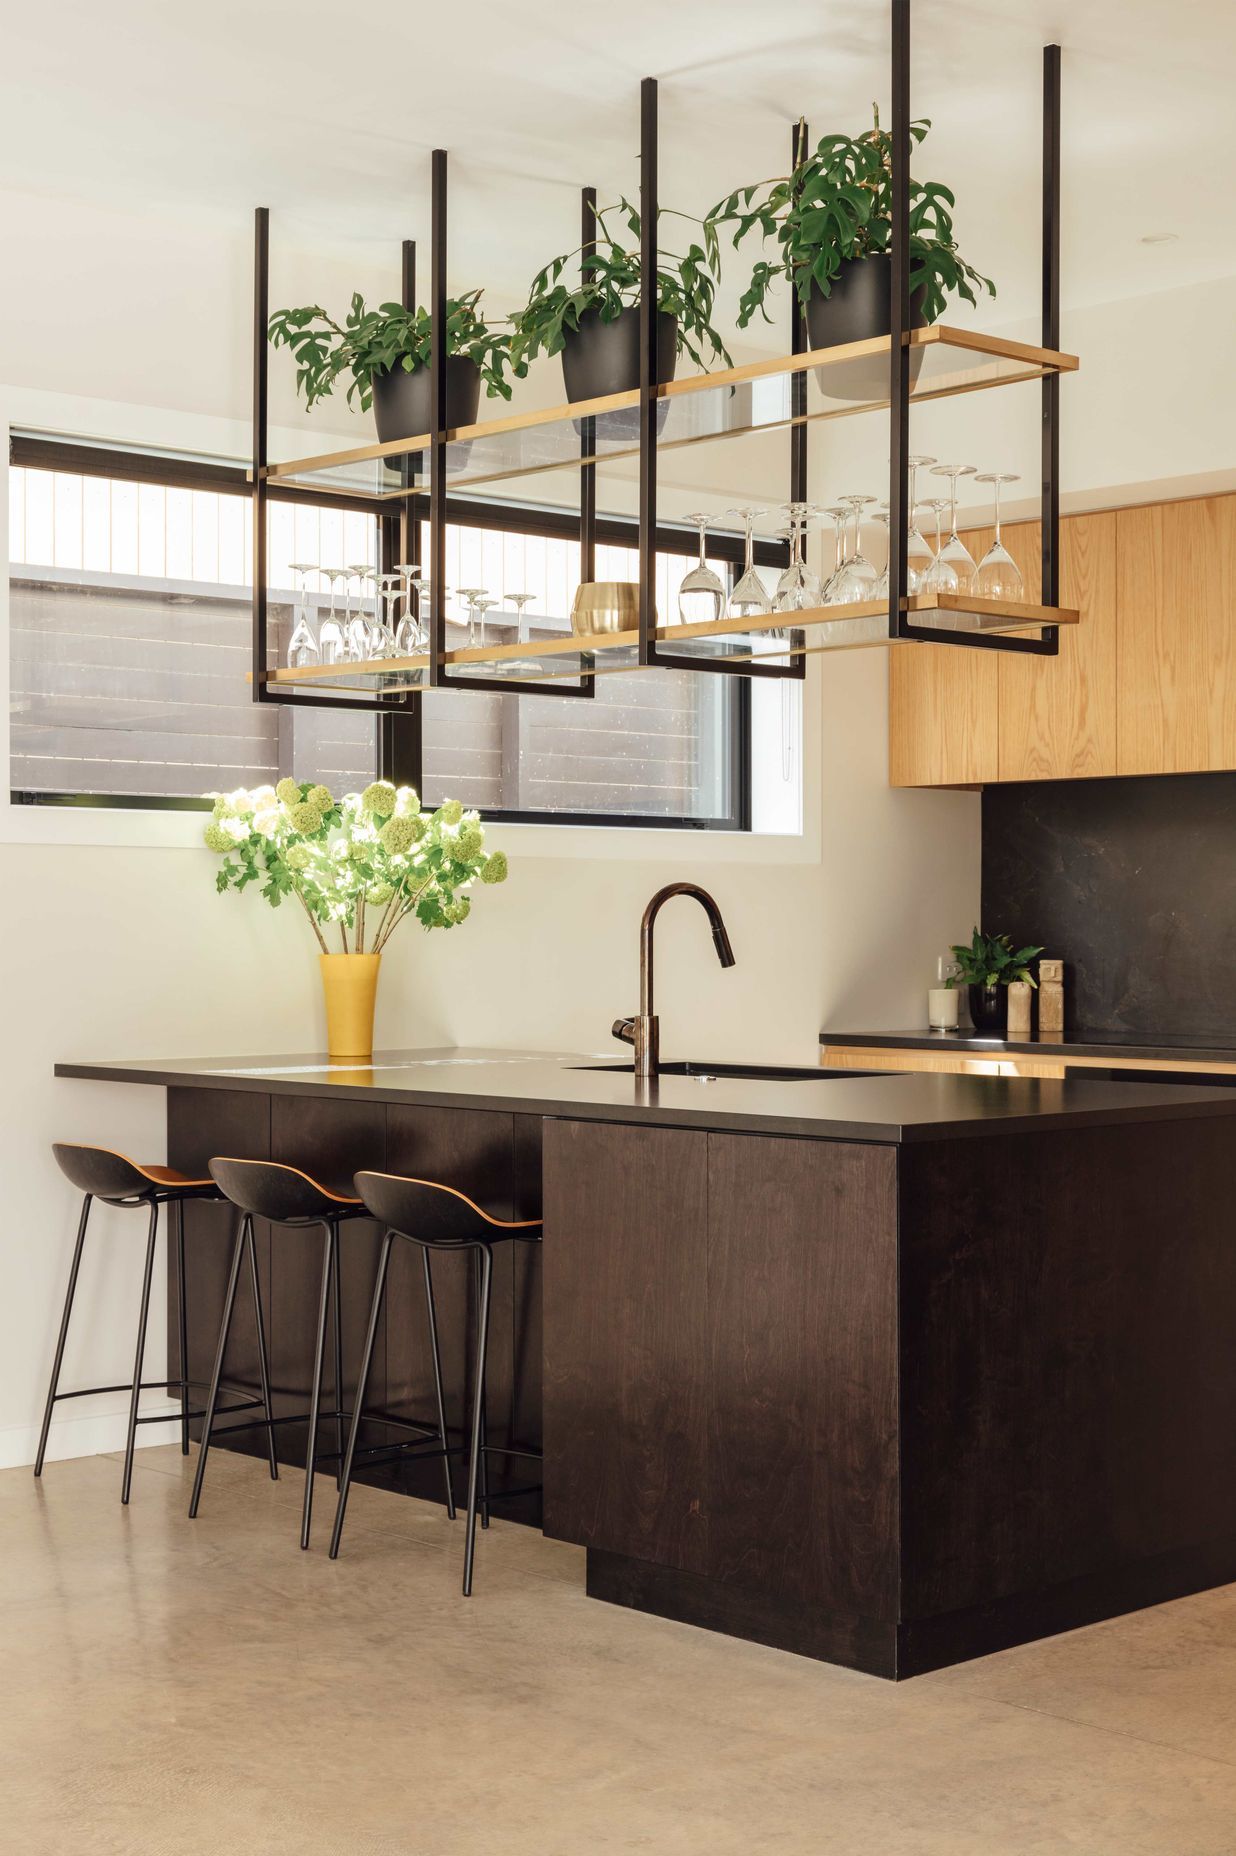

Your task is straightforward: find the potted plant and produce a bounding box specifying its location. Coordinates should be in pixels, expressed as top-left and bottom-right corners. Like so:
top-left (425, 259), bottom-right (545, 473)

top-left (509, 198), bottom-right (731, 419)
top-left (947, 928), bottom-right (1044, 1035)
top-left (267, 290), bottom-right (516, 444)
top-left (709, 110), bottom-right (995, 400)
top-left (203, 779), bottom-right (508, 1060)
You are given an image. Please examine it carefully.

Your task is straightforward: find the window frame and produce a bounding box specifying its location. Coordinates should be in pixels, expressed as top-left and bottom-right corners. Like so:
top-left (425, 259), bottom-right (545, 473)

top-left (7, 434), bottom-right (765, 831)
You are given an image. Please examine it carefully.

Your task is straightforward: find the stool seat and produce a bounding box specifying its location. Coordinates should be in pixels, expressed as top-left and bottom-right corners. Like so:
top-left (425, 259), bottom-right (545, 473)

top-left (209, 1157), bottom-right (363, 1225)
top-left (52, 1144), bottom-right (217, 1204)
top-left (353, 1172), bottom-right (542, 1246)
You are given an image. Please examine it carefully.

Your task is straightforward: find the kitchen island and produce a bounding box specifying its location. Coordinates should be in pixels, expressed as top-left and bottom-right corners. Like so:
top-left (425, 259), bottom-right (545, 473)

top-left (55, 1048), bottom-right (1236, 1678)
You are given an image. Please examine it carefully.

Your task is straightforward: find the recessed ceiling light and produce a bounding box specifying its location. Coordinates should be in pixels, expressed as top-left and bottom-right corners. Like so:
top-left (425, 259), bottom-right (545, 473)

top-left (1139, 232), bottom-right (1179, 245)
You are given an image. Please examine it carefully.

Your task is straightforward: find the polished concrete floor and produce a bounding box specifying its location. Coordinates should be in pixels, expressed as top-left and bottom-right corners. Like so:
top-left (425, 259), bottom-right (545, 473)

top-left (4, 1443), bottom-right (1235, 1855)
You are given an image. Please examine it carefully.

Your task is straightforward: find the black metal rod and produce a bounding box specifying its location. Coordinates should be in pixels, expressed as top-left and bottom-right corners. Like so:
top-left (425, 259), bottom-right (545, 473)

top-left (790, 118), bottom-right (809, 511)
top-left (462, 1244), bottom-right (493, 1596)
top-left (1041, 43), bottom-right (1061, 641)
top-left (301, 1223), bottom-right (335, 1550)
top-left (888, 0), bottom-right (910, 641)
top-left (329, 1230), bottom-right (394, 1559)
top-left (638, 76), bottom-right (658, 668)
top-left (422, 1249), bottom-right (457, 1517)
top-left (175, 1198), bottom-right (189, 1454)
top-left (189, 1216), bottom-right (247, 1518)
top-left (429, 149), bottom-right (448, 689)
top-left (33, 1194), bottom-right (91, 1476)
top-left (331, 1222), bottom-right (344, 1490)
top-left (121, 1202), bottom-right (160, 1505)
top-left (245, 1215), bottom-right (279, 1480)
top-left (252, 206), bottom-right (270, 698)
top-left (581, 186), bottom-right (597, 586)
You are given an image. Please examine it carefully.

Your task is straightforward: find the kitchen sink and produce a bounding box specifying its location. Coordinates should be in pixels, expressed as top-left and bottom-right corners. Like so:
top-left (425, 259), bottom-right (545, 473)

top-left (571, 1060), bottom-right (874, 1083)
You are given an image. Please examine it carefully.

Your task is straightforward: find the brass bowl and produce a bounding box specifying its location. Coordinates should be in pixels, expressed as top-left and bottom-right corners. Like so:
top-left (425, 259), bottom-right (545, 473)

top-left (570, 581), bottom-right (651, 637)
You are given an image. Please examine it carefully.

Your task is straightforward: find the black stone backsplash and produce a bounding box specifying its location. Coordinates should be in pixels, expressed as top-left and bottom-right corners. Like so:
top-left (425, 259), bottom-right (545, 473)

top-left (981, 773), bottom-right (1236, 1041)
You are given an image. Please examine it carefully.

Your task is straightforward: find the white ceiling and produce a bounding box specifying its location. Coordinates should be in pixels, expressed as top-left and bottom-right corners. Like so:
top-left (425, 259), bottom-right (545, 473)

top-left (2, 0), bottom-right (1233, 336)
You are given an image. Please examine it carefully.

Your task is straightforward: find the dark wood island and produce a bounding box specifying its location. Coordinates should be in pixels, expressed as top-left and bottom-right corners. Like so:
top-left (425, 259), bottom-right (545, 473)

top-left (55, 1049), bottom-right (1236, 1678)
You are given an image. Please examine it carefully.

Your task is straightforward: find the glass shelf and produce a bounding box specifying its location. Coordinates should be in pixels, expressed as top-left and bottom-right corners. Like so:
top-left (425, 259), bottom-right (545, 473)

top-left (263, 327), bottom-right (1078, 502)
top-left (260, 593), bottom-right (1078, 694)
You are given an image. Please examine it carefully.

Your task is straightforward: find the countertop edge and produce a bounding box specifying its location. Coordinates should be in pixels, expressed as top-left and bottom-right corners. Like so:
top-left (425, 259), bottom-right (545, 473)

top-left (820, 1030), bottom-right (1236, 1066)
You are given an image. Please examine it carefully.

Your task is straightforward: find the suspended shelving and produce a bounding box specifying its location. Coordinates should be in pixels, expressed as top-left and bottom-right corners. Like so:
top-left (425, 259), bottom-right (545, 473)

top-left (249, 0), bottom-right (1072, 711)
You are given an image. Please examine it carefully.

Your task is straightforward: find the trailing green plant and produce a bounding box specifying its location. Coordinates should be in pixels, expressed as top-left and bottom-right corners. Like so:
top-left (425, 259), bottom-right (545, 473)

top-left (267, 289), bottom-right (516, 411)
top-left (508, 198), bottom-right (732, 374)
top-left (708, 108), bottom-right (995, 329)
top-left (946, 928), bottom-right (1044, 990)
top-left (202, 780), bottom-right (508, 955)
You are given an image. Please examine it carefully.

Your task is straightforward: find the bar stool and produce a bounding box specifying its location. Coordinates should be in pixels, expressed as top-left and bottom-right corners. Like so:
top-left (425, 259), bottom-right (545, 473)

top-left (193, 1158), bottom-right (455, 1549)
top-left (35, 1144), bottom-right (274, 1504)
top-left (330, 1172), bottom-right (543, 1595)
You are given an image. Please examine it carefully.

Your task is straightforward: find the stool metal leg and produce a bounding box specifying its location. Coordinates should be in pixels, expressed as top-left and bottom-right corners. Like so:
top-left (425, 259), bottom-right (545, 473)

top-left (422, 1249), bottom-right (456, 1520)
top-left (121, 1201), bottom-right (160, 1505)
top-left (34, 1193), bottom-right (93, 1477)
top-left (463, 1243), bottom-right (493, 1597)
top-left (188, 1214), bottom-right (247, 1519)
top-left (301, 1222), bottom-right (335, 1551)
top-left (329, 1228), bottom-right (393, 1560)
top-left (175, 1198), bottom-right (190, 1456)
top-left (331, 1222), bottom-right (344, 1492)
top-left (474, 1248), bottom-right (491, 1531)
top-left (244, 1215), bottom-right (279, 1480)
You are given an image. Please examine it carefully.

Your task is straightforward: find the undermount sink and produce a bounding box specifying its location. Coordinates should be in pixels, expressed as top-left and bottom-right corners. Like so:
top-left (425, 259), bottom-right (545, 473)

top-left (571, 1060), bottom-right (873, 1083)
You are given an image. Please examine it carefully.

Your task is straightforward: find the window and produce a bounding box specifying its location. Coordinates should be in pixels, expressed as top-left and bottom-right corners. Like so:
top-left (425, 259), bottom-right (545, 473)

top-left (8, 439), bottom-right (800, 831)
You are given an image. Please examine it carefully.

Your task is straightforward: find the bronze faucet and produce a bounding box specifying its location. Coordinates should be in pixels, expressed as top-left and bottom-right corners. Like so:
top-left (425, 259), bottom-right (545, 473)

top-left (612, 883), bottom-right (736, 1078)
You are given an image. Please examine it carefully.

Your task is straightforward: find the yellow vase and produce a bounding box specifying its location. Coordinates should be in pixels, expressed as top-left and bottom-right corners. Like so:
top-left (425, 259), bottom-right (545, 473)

top-left (319, 953), bottom-right (382, 1060)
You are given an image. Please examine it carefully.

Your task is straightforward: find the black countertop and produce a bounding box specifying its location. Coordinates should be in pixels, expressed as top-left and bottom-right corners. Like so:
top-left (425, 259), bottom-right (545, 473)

top-left (821, 1028), bottom-right (1236, 1066)
top-left (53, 1047), bottom-right (1236, 1145)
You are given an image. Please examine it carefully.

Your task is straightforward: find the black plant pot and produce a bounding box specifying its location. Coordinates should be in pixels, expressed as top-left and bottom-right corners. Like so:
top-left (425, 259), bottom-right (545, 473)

top-left (561, 306), bottom-right (677, 437)
top-left (371, 355), bottom-right (482, 446)
top-left (967, 984), bottom-right (1007, 1034)
top-left (804, 254), bottom-right (929, 402)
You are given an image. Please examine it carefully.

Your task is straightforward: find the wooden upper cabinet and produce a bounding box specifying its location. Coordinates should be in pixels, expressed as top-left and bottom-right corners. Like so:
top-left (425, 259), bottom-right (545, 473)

top-left (1116, 496), bottom-right (1236, 775)
top-left (887, 627), bottom-right (999, 788)
top-left (997, 512), bottom-right (1117, 781)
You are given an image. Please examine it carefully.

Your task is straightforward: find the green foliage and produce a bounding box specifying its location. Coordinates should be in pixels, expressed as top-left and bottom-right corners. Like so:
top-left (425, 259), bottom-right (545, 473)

top-left (508, 198), bottom-right (732, 376)
top-left (708, 108), bottom-right (995, 329)
top-left (947, 928), bottom-right (1045, 990)
top-left (202, 782), bottom-right (507, 954)
top-left (267, 289), bottom-right (516, 412)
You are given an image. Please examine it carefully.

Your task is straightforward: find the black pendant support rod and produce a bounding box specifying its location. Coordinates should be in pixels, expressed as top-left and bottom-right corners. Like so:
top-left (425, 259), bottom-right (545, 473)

top-left (638, 76), bottom-right (658, 667)
top-left (1041, 43), bottom-right (1061, 629)
top-left (887, 0), bottom-right (910, 641)
top-left (252, 206), bottom-right (269, 699)
top-left (790, 118), bottom-right (809, 511)
top-left (580, 187), bottom-right (597, 585)
top-left (429, 150), bottom-right (448, 688)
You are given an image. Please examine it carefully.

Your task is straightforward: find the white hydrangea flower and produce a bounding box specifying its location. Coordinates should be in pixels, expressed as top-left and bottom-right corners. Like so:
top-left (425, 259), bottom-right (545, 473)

top-left (222, 816), bottom-right (251, 843)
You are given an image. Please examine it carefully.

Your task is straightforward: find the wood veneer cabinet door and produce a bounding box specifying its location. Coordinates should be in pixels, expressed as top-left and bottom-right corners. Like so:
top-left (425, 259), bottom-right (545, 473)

top-left (997, 513), bottom-right (1117, 780)
top-left (706, 1133), bottom-right (899, 1617)
top-left (542, 1119), bottom-right (711, 1572)
top-left (888, 627), bottom-right (999, 788)
top-left (1116, 495), bottom-right (1236, 774)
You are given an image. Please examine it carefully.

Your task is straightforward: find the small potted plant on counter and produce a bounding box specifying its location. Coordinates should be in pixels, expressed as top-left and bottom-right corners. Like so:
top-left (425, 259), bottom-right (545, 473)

top-left (509, 198), bottom-right (731, 416)
top-left (708, 109), bottom-right (995, 399)
top-left (202, 780), bottom-right (508, 1060)
top-left (267, 290), bottom-right (516, 443)
top-left (947, 928), bottom-right (1043, 1034)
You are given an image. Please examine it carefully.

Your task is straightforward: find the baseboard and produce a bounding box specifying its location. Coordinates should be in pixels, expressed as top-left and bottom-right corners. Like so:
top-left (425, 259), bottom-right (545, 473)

top-left (0, 1399), bottom-right (182, 1472)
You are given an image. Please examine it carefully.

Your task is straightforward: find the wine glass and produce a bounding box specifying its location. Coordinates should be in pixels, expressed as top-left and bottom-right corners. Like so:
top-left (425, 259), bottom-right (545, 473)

top-left (905, 456), bottom-right (937, 593)
top-left (677, 514), bottom-right (727, 624)
top-left (372, 574), bottom-right (403, 658)
top-left (820, 506), bottom-right (850, 603)
top-left (393, 564), bottom-right (421, 653)
top-left (775, 503), bottom-right (822, 612)
top-left (973, 473), bottom-right (1024, 600)
top-left (871, 507), bottom-right (892, 602)
top-left (827, 495), bottom-right (879, 603)
top-left (921, 499), bottom-right (958, 594)
top-left (930, 463), bottom-right (978, 592)
top-left (286, 562), bottom-right (319, 670)
top-left (471, 596), bottom-right (498, 653)
top-left (501, 591), bottom-right (544, 677)
top-left (317, 568), bottom-right (346, 666)
top-left (725, 508), bottom-right (772, 620)
top-left (344, 564), bottom-right (373, 661)
top-left (456, 588), bottom-right (486, 649)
